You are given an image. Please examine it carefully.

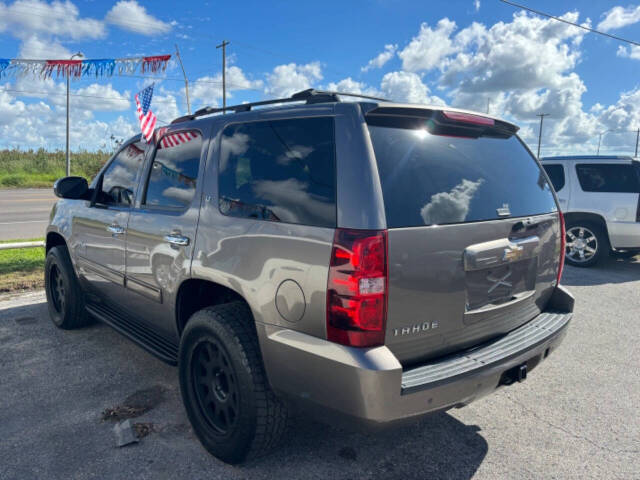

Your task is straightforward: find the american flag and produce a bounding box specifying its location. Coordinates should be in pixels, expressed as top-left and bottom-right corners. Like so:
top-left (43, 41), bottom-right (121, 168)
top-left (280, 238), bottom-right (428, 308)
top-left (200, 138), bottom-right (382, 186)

top-left (135, 84), bottom-right (157, 142)
top-left (153, 126), bottom-right (200, 149)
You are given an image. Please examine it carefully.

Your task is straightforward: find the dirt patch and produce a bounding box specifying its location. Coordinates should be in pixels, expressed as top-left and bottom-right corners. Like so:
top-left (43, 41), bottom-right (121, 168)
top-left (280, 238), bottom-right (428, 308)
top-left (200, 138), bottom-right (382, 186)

top-left (101, 385), bottom-right (166, 422)
top-left (133, 422), bottom-right (156, 439)
top-left (0, 271), bottom-right (44, 293)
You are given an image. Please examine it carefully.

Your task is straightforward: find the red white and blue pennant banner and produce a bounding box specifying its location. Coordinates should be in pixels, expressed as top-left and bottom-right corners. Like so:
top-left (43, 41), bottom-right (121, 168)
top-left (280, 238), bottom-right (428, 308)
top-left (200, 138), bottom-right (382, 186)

top-left (0, 55), bottom-right (171, 80)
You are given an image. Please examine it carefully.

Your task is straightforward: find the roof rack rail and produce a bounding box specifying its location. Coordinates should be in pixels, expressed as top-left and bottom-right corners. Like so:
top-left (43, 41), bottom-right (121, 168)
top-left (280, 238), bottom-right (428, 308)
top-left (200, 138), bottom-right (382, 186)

top-left (170, 89), bottom-right (390, 124)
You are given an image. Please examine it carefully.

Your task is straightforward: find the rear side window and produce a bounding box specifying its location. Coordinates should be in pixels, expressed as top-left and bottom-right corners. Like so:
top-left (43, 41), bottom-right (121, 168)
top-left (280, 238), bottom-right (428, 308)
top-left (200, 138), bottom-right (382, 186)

top-left (144, 130), bottom-right (202, 209)
top-left (218, 117), bottom-right (336, 227)
top-left (367, 123), bottom-right (557, 228)
top-left (543, 164), bottom-right (565, 192)
top-left (575, 163), bottom-right (640, 193)
top-left (101, 139), bottom-right (146, 207)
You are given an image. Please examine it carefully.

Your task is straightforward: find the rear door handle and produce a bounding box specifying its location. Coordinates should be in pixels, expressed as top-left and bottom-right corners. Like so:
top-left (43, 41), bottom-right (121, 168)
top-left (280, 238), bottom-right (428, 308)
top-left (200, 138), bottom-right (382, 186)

top-left (107, 224), bottom-right (125, 235)
top-left (164, 233), bottom-right (190, 247)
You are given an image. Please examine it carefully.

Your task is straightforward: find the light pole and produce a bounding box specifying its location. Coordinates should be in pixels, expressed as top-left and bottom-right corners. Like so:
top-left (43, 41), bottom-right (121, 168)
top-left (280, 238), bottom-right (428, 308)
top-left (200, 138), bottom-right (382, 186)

top-left (596, 130), bottom-right (611, 155)
top-left (66, 52), bottom-right (83, 177)
top-left (536, 113), bottom-right (549, 159)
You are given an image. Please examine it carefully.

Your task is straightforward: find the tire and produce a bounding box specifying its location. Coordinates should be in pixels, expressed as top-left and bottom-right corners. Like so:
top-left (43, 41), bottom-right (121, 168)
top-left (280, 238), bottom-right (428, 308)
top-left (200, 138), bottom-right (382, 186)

top-left (611, 249), bottom-right (638, 259)
top-left (178, 302), bottom-right (288, 464)
top-left (44, 245), bottom-right (88, 329)
top-left (564, 221), bottom-right (608, 267)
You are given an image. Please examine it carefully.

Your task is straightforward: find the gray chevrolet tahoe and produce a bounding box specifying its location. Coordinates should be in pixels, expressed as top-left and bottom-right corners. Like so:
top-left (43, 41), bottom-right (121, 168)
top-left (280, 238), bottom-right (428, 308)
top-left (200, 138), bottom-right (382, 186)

top-left (45, 89), bottom-right (574, 464)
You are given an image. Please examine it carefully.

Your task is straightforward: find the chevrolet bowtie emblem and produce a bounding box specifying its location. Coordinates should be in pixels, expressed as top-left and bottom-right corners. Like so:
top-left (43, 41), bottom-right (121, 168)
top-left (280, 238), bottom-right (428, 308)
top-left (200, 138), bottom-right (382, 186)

top-left (502, 244), bottom-right (524, 262)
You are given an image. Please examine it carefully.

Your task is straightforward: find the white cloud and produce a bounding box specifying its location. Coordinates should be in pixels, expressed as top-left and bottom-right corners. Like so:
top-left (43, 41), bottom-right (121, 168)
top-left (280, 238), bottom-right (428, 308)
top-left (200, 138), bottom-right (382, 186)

top-left (190, 66), bottom-right (263, 109)
top-left (421, 179), bottom-right (484, 225)
top-left (0, 84), bottom-right (136, 150)
top-left (0, 0), bottom-right (106, 40)
top-left (617, 44), bottom-right (640, 60)
top-left (265, 62), bottom-right (323, 98)
top-left (597, 5), bottom-right (640, 32)
top-left (398, 19), bottom-right (458, 72)
top-left (106, 0), bottom-right (172, 35)
top-left (380, 71), bottom-right (445, 105)
top-left (361, 44), bottom-right (397, 72)
top-left (474, 0), bottom-right (480, 12)
top-left (19, 34), bottom-right (72, 59)
top-left (326, 77), bottom-right (381, 100)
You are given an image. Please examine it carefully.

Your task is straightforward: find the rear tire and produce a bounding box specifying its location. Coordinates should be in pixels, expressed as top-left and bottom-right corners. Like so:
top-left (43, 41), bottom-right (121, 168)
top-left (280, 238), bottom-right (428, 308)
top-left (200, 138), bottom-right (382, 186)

top-left (178, 302), bottom-right (288, 464)
top-left (564, 221), bottom-right (608, 267)
top-left (611, 249), bottom-right (638, 259)
top-left (44, 245), bottom-right (88, 329)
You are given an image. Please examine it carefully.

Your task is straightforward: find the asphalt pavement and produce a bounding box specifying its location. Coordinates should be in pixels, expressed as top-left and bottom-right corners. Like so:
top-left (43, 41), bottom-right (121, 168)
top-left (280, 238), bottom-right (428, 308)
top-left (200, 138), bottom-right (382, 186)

top-left (0, 189), bottom-right (56, 241)
top-left (0, 257), bottom-right (638, 480)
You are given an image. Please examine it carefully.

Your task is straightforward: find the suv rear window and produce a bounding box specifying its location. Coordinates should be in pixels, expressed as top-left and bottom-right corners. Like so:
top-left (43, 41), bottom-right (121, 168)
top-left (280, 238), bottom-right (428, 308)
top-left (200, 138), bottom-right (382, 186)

top-left (367, 122), bottom-right (557, 228)
top-left (218, 117), bottom-right (336, 228)
top-left (575, 163), bottom-right (640, 193)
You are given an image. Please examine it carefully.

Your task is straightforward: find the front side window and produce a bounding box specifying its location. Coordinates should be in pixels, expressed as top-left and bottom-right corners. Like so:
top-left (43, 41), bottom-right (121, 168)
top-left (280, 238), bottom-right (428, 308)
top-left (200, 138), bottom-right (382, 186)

top-left (218, 117), bottom-right (336, 227)
top-left (101, 139), bottom-right (146, 206)
top-left (144, 130), bottom-right (202, 209)
top-left (575, 163), bottom-right (640, 193)
top-left (543, 164), bottom-right (565, 192)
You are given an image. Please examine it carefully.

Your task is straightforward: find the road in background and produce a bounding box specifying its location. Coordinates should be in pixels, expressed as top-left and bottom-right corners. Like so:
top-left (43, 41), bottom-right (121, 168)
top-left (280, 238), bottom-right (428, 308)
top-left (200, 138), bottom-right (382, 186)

top-left (0, 257), bottom-right (639, 479)
top-left (0, 189), bottom-right (56, 240)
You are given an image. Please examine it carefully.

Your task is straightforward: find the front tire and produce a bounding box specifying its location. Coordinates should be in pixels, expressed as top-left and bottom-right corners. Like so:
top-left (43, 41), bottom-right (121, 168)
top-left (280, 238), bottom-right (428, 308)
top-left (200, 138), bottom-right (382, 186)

top-left (564, 221), bottom-right (608, 267)
top-left (44, 245), bottom-right (88, 329)
top-left (178, 302), bottom-right (288, 464)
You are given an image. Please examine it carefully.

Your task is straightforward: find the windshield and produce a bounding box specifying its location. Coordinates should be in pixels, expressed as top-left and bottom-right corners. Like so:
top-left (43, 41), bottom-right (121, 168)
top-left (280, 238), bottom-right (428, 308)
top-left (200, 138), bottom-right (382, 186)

top-left (367, 123), bottom-right (557, 228)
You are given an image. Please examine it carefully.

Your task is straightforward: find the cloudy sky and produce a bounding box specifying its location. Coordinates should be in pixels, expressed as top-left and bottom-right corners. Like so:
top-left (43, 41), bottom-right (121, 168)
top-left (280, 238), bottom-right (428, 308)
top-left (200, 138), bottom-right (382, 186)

top-left (1, 0), bottom-right (639, 156)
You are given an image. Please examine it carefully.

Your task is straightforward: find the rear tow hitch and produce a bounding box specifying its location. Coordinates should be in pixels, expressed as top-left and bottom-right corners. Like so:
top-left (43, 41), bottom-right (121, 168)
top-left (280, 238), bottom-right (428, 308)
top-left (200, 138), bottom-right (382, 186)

top-left (500, 363), bottom-right (528, 386)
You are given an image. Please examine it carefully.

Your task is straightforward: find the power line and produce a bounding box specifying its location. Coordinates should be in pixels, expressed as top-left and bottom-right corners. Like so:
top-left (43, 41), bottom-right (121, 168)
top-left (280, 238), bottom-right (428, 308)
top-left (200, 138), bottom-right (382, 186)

top-left (499, 0), bottom-right (640, 47)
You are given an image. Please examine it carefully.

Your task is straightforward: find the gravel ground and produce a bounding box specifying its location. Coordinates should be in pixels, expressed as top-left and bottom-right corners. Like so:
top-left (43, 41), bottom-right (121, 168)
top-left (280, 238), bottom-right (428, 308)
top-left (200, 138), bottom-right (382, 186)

top-left (0, 256), bottom-right (638, 480)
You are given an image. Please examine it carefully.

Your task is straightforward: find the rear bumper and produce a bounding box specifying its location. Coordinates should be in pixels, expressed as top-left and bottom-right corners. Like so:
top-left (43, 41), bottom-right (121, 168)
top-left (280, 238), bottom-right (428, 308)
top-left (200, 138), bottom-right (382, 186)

top-left (258, 285), bottom-right (574, 427)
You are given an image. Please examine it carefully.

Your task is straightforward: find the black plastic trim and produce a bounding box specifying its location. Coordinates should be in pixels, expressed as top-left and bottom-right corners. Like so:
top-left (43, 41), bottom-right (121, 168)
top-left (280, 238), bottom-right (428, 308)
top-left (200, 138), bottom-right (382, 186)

top-left (401, 310), bottom-right (572, 395)
top-left (86, 302), bottom-right (178, 365)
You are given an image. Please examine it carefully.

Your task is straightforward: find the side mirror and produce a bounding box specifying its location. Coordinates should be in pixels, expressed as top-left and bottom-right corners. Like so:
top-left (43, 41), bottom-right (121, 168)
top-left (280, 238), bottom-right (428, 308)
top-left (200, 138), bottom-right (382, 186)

top-left (53, 176), bottom-right (89, 199)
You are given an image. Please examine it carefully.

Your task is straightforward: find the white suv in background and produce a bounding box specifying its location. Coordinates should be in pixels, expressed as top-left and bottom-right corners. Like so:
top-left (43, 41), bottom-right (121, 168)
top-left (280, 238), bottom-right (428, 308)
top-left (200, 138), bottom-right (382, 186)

top-left (541, 155), bottom-right (640, 267)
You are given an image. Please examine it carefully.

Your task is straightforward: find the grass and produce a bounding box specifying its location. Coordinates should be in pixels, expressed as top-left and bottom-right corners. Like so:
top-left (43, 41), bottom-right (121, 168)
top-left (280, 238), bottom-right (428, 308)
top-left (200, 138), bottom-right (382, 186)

top-left (0, 149), bottom-right (110, 188)
top-left (0, 238), bottom-right (45, 293)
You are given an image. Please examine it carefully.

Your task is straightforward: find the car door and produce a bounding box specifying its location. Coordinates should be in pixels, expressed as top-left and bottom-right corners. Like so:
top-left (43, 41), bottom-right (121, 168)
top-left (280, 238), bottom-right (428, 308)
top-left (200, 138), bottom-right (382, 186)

top-left (74, 137), bottom-right (148, 304)
top-left (574, 161), bottom-right (640, 248)
top-left (124, 127), bottom-right (208, 338)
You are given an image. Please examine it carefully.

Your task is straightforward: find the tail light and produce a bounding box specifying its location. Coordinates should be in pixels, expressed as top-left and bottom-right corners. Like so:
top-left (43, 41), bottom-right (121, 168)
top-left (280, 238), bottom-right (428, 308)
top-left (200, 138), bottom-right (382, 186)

top-left (326, 229), bottom-right (388, 347)
top-left (442, 110), bottom-right (495, 126)
top-left (557, 211), bottom-right (566, 284)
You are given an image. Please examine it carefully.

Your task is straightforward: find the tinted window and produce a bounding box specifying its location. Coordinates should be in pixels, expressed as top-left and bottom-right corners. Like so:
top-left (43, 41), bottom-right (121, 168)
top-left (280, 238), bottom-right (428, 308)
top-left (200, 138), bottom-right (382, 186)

top-left (144, 130), bottom-right (202, 209)
top-left (543, 164), bottom-right (565, 191)
top-left (101, 139), bottom-right (146, 206)
top-left (575, 163), bottom-right (640, 193)
top-left (367, 124), bottom-right (557, 228)
top-left (218, 117), bottom-right (336, 227)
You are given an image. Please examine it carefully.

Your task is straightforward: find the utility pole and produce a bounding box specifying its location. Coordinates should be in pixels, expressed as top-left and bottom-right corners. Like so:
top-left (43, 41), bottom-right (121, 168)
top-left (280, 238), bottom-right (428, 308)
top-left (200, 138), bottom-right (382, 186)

top-left (635, 128), bottom-right (639, 158)
top-left (66, 52), bottom-right (83, 177)
top-left (216, 40), bottom-right (230, 111)
top-left (536, 113), bottom-right (549, 159)
top-left (175, 44), bottom-right (191, 114)
top-left (486, 98), bottom-right (491, 114)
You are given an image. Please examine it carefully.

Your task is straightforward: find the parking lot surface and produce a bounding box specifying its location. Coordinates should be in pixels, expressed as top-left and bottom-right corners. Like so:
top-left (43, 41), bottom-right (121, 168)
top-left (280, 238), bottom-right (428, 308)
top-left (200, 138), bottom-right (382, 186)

top-left (1, 257), bottom-right (639, 480)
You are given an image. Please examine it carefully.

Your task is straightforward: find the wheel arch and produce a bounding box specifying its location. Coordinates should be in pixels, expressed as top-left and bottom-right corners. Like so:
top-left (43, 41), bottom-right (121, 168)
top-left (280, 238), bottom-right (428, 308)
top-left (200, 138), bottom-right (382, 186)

top-left (175, 278), bottom-right (251, 336)
top-left (46, 231), bottom-right (67, 253)
top-left (562, 211), bottom-right (611, 245)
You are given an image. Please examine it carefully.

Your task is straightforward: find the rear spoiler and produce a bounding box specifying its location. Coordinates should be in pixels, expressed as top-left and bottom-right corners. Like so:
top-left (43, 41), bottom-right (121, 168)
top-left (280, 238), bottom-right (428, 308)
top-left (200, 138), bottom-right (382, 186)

top-left (365, 106), bottom-right (519, 139)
